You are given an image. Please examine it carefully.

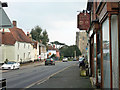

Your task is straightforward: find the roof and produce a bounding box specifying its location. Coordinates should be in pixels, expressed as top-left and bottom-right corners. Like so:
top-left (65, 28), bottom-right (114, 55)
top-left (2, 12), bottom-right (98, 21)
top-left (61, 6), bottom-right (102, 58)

top-left (0, 32), bottom-right (16, 45)
top-left (9, 27), bottom-right (32, 43)
top-left (47, 45), bottom-right (59, 52)
top-left (1, 27), bottom-right (32, 45)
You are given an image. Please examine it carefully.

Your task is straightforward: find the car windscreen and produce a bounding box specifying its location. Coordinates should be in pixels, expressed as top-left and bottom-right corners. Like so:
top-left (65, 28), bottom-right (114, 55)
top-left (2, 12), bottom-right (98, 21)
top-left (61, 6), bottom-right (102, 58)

top-left (7, 62), bottom-right (15, 64)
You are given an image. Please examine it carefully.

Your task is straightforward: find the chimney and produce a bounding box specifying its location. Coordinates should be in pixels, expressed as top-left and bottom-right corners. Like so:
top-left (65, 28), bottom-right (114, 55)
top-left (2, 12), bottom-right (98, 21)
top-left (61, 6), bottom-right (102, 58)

top-left (13, 21), bottom-right (17, 27)
top-left (27, 32), bottom-right (32, 39)
top-left (27, 32), bottom-right (29, 36)
top-left (2, 28), bottom-right (5, 34)
top-left (53, 45), bottom-right (55, 48)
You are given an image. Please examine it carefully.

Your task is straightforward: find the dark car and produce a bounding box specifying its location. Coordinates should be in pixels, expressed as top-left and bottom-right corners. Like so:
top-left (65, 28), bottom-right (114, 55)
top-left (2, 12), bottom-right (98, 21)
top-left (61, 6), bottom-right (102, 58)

top-left (45, 58), bottom-right (55, 65)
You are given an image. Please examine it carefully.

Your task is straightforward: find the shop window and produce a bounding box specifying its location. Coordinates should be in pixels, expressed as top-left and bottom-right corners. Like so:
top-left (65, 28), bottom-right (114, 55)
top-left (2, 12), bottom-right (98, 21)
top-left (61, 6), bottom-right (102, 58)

top-left (102, 18), bottom-right (110, 88)
top-left (97, 31), bottom-right (101, 84)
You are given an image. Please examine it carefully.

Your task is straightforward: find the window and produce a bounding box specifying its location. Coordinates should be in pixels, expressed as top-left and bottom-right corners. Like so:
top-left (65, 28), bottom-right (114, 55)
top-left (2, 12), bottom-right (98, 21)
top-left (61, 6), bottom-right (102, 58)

top-left (18, 43), bottom-right (20, 49)
top-left (83, 37), bottom-right (84, 40)
top-left (28, 45), bottom-right (29, 49)
top-left (17, 55), bottom-right (19, 61)
top-left (24, 44), bottom-right (26, 48)
top-left (102, 18), bottom-right (110, 88)
top-left (24, 53), bottom-right (25, 59)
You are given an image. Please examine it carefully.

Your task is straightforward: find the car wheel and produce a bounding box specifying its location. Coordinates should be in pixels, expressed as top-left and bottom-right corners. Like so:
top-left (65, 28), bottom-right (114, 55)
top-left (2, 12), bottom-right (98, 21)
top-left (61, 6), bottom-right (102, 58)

top-left (2, 67), bottom-right (4, 70)
top-left (13, 66), bottom-right (15, 70)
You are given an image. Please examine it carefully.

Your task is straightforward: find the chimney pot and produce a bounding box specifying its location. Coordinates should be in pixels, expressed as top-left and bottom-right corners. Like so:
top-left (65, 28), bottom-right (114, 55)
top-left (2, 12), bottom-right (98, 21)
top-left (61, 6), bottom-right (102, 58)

top-left (53, 45), bottom-right (55, 48)
top-left (13, 21), bottom-right (17, 27)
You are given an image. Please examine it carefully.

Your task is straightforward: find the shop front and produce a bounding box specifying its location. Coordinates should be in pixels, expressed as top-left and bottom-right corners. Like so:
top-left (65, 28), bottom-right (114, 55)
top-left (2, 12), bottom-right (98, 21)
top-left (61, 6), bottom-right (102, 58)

top-left (87, 1), bottom-right (120, 89)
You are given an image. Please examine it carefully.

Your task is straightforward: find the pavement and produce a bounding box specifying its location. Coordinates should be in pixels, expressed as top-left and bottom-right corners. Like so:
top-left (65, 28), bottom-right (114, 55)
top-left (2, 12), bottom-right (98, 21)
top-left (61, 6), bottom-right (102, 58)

top-left (30, 64), bottom-right (93, 89)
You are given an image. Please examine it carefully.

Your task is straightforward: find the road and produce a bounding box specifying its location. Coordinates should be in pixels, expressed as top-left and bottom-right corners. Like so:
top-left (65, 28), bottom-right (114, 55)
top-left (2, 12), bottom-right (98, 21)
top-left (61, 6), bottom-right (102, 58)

top-left (1, 61), bottom-right (78, 88)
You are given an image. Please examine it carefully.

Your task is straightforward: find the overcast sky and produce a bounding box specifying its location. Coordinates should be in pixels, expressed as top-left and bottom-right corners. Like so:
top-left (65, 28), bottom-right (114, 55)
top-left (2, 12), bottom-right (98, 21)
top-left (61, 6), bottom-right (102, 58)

top-left (2, 0), bottom-right (87, 45)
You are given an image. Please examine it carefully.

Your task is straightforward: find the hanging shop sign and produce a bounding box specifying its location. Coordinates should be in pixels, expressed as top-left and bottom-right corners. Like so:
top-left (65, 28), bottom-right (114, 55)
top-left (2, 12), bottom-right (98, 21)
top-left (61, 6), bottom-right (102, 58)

top-left (77, 11), bottom-right (90, 30)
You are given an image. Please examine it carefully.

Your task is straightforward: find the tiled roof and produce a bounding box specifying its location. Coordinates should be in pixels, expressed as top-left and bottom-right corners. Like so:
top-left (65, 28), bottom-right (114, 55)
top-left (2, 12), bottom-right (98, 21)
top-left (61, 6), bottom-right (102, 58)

top-left (9, 27), bottom-right (32, 43)
top-left (0, 32), bottom-right (16, 45)
top-left (1, 27), bottom-right (32, 45)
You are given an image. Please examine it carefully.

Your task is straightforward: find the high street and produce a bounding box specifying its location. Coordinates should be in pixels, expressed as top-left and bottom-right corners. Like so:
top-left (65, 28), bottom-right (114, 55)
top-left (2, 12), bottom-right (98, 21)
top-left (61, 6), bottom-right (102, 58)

top-left (1, 61), bottom-right (79, 88)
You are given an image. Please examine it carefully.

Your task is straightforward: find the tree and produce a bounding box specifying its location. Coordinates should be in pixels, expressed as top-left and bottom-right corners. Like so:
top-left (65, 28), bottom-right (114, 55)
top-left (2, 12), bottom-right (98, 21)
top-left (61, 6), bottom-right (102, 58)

top-left (30, 26), bottom-right (42, 41)
top-left (30, 26), bottom-right (49, 46)
top-left (42, 30), bottom-right (49, 46)
top-left (50, 41), bottom-right (65, 49)
top-left (59, 45), bottom-right (81, 57)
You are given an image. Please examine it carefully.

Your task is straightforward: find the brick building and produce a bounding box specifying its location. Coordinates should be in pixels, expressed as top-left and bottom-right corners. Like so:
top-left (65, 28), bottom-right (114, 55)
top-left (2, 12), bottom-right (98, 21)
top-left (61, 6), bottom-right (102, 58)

top-left (86, 0), bottom-right (120, 89)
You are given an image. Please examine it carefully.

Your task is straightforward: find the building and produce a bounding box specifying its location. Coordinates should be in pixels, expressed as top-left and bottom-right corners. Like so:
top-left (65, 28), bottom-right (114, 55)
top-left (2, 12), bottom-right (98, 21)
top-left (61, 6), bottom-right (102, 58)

top-left (47, 45), bottom-right (60, 60)
top-left (76, 31), bottom-right (88, 56)
top-left (86, 0), bottom-right (120, 89)
top-left (39, 43), bottom-right (47, 60)
top-left (0, 21), bottom-right (35, 64)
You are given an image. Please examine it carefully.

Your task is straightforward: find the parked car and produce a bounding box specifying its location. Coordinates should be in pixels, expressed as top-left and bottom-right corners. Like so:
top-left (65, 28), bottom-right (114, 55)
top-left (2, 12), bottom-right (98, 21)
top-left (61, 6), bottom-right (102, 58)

top-left (45, 58), bottom-right (55, 65)
top-left (1, 61), bottom-right (20, 70)
top-left (62, 58), bottom-right (68, 62)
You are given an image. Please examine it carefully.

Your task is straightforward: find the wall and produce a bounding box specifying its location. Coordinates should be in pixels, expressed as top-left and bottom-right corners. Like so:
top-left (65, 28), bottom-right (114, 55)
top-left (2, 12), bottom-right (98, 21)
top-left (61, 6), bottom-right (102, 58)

top-left (15, 41), bottom-right (34, 62)
top-left (0, 44), bottom-right (15, 63)
top-left (76, 31), bottom-right (88, 55)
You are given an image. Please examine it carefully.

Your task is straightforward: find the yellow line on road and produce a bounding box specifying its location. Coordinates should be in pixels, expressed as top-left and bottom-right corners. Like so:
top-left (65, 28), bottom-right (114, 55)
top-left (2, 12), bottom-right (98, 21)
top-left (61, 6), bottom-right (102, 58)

top-left (24, 64), bottom-right (76, 89)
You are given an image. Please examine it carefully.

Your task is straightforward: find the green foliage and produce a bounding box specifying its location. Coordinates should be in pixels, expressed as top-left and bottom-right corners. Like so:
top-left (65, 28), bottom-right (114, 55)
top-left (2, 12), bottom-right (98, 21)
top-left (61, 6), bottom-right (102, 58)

top-left (60, 55), bottom-right (64, 60)
top-left (42, 30), bottom-right (49, 46)
top-left (30, 26), bottom-right (49, 46)
top-left (59, 45), bottom-right (81, 57)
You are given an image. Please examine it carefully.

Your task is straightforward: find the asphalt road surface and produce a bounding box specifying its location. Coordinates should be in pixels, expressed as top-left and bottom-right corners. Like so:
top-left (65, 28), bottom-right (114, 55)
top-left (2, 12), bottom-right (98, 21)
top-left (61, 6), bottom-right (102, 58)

top-left (1, 61), bottom-right (78, 88)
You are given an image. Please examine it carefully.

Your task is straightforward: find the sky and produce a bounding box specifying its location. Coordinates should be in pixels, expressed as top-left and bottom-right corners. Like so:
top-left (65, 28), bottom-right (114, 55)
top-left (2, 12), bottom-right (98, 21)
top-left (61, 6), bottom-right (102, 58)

top-left (2, 0), bottom-right (87, 46)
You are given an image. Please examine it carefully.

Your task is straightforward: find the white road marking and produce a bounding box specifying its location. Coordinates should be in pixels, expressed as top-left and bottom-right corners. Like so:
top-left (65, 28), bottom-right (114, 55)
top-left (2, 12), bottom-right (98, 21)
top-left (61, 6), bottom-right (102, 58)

top-left (24, 64), bottom-right (76, 89)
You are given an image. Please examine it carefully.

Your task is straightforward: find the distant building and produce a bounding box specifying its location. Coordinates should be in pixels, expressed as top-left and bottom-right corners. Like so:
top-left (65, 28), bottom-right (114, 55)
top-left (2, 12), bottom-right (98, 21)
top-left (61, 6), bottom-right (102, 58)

top-left (39, 43), bottom-right (47, 60)
top-left (76, 31), bottom-right (88, 55)
top-left (47, 45), bottom-right (60, 60)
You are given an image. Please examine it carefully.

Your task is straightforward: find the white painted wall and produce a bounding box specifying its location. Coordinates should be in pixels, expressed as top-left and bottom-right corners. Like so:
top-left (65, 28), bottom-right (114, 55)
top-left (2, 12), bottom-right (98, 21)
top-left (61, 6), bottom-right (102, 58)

top-left (0, 44), bottom-right (15, 63)
top-left (15, 41), bottom-right (35, 62)
top-left (0, 41), bottom-right (39, 63)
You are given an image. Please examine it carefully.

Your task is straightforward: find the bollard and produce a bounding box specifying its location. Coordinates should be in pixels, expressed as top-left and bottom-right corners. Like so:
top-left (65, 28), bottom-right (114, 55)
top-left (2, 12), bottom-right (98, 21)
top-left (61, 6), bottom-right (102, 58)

top-left (0, 78), bottom-right (6, 90)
